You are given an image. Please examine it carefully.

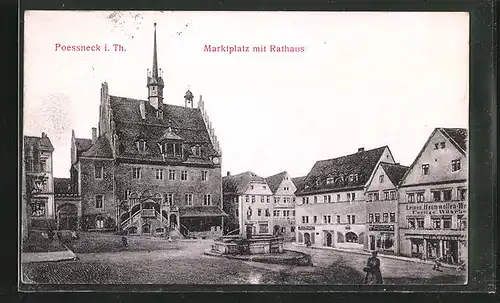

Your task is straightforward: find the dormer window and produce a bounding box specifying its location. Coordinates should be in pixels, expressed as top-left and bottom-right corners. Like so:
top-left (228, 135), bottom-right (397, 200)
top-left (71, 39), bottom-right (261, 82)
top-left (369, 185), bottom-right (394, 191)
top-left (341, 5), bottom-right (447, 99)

top-left (136, 139), bottom-right (147, 152)
top-left (166, 142), bottom-right (182, 157)
top-left (326, 177), bottom-right (334, 185)
top-left (193, 145), bottom-right (201, 157)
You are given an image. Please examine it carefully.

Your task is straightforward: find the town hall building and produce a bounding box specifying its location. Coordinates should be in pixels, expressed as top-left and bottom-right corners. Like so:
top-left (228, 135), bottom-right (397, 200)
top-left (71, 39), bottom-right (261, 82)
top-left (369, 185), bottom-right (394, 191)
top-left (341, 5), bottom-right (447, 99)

top-left (64, 23), bottom-right (226, 237)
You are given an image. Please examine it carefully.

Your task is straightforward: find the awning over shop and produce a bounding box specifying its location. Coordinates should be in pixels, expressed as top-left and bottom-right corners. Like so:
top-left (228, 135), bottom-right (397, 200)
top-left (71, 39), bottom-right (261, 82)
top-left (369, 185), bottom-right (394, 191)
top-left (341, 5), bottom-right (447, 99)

top-left (179, 206), bottom-right (228, 218)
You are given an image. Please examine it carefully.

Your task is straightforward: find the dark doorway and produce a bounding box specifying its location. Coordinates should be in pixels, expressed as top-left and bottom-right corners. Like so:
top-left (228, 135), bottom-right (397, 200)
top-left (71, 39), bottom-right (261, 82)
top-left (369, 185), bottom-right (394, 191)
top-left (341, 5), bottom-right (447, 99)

top-left (273, 225), bottom-right (280, 235)
top-left (326, 232), bottom-right (332, 247)
top-left (304, 233), bottom-right (311, 244)
top-left (169, 214), bottom-right (177, 229)
top-left (246, 225), bottom-right (253, 239)
top-left (142, 224), bottom-right (151, 234)
top-left (370, 235), bottom-right (376, 250)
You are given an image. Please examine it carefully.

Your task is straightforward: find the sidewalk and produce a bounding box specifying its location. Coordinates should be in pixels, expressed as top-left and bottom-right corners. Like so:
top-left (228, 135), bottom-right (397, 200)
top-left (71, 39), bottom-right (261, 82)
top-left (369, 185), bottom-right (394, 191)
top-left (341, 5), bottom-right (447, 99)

top-left (290, 243), bottom-right (462, 270)
top-left (21, 246), bottom-right (77, 263)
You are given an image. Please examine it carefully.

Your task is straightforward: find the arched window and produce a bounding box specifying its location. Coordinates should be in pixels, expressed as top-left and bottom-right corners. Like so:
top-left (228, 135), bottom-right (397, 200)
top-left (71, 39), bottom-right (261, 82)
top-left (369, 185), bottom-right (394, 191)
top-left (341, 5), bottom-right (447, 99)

top-left (345, 232), bottom-right (358, 243)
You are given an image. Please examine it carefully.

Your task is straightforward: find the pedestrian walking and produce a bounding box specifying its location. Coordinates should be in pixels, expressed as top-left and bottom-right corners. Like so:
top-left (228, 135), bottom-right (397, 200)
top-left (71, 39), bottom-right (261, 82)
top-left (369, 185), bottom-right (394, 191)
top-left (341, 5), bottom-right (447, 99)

top-left (122, 236), bottom-right (128, 248)
top-left (364, 251), bottom-right (384, 284)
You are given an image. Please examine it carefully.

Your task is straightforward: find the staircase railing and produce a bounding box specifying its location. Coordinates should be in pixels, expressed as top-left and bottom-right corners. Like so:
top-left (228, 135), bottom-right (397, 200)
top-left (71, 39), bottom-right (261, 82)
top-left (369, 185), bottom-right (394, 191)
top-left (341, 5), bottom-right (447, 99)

top-left (179, 224), bottom-right (190, 238)
top-left (226, 228), bottom-right (240, 236)
top-left (120, 209), bottom-right (141, 228)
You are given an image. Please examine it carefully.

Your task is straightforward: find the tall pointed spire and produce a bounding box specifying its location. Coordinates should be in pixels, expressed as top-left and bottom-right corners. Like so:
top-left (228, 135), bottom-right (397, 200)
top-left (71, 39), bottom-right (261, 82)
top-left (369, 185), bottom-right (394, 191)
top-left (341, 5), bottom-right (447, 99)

top-left (152, 22), bottom-right (158, 79)
top-left (147, 22), bottom-right (164, 110)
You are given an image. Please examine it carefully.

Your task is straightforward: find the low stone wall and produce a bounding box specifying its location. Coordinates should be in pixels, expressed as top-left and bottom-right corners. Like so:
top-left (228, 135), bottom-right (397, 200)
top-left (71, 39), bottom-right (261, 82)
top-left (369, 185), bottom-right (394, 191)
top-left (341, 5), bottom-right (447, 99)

top-left (205, 249), bottom-right (313, 267)
top-left (211, 235), bottom-right (284, 255)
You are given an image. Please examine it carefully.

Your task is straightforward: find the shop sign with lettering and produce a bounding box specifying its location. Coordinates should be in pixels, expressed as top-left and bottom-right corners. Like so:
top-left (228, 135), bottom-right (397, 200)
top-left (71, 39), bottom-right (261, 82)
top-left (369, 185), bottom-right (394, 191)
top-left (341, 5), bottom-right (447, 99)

top-left (298, 226), bottom-right (315, 231)
top-left (369, 225), bottom-right (394, 232)
top-left (405, 201), bottom-right (466, 215)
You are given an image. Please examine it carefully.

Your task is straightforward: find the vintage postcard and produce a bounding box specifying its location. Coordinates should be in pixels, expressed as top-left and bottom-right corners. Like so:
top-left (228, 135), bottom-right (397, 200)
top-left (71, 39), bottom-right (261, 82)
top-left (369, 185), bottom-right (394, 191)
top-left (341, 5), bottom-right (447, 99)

top-left (20, 11), bottom-right (469, 288)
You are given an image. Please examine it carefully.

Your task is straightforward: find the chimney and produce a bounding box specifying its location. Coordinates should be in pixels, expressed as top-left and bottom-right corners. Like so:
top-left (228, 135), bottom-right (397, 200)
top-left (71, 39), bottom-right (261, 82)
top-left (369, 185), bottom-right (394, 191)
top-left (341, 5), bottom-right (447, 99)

top-left (41, 132), bottom-right (46, 138)
top-left (358, 147), bottom-right (365, 153)
top-left (92, 127), bottom-right (97, 143)
top-left (227, 171), bottom-right (231, 176)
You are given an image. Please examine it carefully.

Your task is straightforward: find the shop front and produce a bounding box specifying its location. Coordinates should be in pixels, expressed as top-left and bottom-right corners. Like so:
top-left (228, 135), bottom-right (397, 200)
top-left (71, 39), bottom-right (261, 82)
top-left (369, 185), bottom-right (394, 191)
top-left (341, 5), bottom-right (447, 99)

top-left (405, 233), bottom-right (466, 264)
top-left (297, 225), bottom-right (316, 246)
top-left (367, 224), bottom-right (396, 252)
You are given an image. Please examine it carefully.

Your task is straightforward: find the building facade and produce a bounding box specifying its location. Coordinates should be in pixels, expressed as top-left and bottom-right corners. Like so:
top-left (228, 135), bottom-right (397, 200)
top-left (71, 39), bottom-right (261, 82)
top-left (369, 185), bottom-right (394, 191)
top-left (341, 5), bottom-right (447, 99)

top-left (23, 133), bottom-right (56, 232)
top-left (364, 162), bottom-right (408, 253)
top-left (265, 171), bottom-right (298, 241)
top-left (69, 24), bottom-right (226, 237)
top-left (294, 146), bottom-right (396, 250)
top-left (398, 128), bottom-right (467, 264)
top-left (222, 171), bottom-right (274, 237)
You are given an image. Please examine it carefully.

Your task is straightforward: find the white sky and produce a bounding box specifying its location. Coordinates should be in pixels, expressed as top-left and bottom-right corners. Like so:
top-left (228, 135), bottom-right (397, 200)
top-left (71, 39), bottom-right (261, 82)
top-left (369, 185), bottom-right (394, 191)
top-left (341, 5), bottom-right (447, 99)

top-left (23, 11), bottom-right (469, 179)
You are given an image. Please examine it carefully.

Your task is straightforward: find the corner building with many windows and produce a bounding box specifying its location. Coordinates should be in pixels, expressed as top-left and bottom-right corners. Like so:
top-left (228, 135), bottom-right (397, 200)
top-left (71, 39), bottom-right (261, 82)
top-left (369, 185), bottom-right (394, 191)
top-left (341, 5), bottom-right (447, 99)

top-left (398, 128), bottom-right (467, 264)
top-left (294, 146), bottom-right (396, 250)
top-left (68, 24), bottom-right (225, 237)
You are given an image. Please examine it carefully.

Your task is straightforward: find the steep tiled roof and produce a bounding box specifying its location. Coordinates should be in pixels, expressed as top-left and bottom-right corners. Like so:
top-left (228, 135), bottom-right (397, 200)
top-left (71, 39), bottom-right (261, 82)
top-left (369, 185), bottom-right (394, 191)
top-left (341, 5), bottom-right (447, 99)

top-left (110, 96), bottom-right (217, 163)
top-left (222, 171), bottom-right (266, 195)
top-left (292, 176), bottom-right (307, 191)
top-left (81, 135), bottom-right (113, 159)
top-left (380, 162), bottom-right (409, 186)
top-left (265, 171), bottom-right (287, 194)
top-left (54, 178), bottom-right (72, 194)
top-left (179, 206), bottom-right (228, 217)
top-left (75, 138), bottom-right (93, 159)
top-left (24, 135), bottom-right (55, 152)
top-left (441, 128), bottom-right (467, 153)
top-left (295, 146), bottom-right (388, 196)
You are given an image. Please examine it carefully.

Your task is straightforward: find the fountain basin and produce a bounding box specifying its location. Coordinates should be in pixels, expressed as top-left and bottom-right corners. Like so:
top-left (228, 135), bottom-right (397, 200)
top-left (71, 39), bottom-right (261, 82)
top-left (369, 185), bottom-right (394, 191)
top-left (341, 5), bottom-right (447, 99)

top-left (211, 235), bottom-right (285, 255)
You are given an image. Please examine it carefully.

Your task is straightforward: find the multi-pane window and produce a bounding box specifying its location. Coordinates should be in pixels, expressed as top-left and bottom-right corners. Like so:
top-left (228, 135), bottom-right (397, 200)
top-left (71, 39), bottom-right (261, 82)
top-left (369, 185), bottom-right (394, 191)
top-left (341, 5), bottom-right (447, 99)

top-left (327, 195), bottom-right (331, 203)
top-left (181, 170), bottom-right (188, 181)
top-left (337, 194), bottom-right (341, 202)
top-left (283, 210), bottom-right (290, 217)
top-left (324, 195), bottom-right (328, 203)
top-left (313, 216), bottom-right (318, 223)
top-left (459, 188), bottom-right (467, 201)
top-left (390, 191), bottom-right (396, 200)
top-left (452, 159), bottom-right (461, 172)
top-left (95, 195), bottom-right (104, 208)
top-left (168, 170), bottom-right (176, 180)
top-left (201, 171), bottom-right (208, 181)
top-left (204, 194), bottom-right (212, 206)
top-left (432, 191), bottom-right (441, 202)
top-left (351, 193), bottom-right (356, 201)
top-left (407, 218), bottom-right (416, 229)
top-left (302, 216), bottom-right (309, 224)
top-left (165, 193), bottom-right (174, 206)
top-left (155, 169), bottom-right (164, 180)
top-left (417, 218), bottom-right (424, 229)
top-left (292, 210), bottom-right (296, 216)
top-left (383, 213), bottom-right (389, 223)
top-left (259, 224), bottom-right (268, 234)
top-left (407, 193), bottom-right (415, 203)
top-left (265, 209), bottom-right (270, 217)
top-left (416, 192), bottom-right (425, 202)
top-left (185, 193), bottom-right (193, 206)
top-left (443, 190), bottom-right (452, 201)
top-left (347, 193), bottom-right (351, 201)
top-left (266, 196), bottom-right (270, 203)
top-left (384, 192), bottom-right (389, 200)
top-left (432, 218), bottom-right (441, 229)
top-left (30, 202), bottom-right (46, 217)
top-left (257, 209), bottom-right (262, 216)
top-left (379, 175), bottom-right (384, 183)
top-left (443, 216), bottom-right (452, 229)
top-left (314, 196), bottom-right (318, 203)
top-left (96, 218), bottom-right (104, 229)
top-left (373, 193), bottom-right (379, 201)
top-left (375, 213), bottom-right (380, 223)
top-left (251, 196), bottom-right (255, 203)
top-left (422, 164), bottom-right (430, 175)
top-left (368, 214), bottom-right (374, 223)
top-left (273, 210), bottom-right (280, 217)
top-left (389, 212), bottom-right (396, 223)
top-left (132, 167), bottom-right (141, 179)
top-left (95, 164), bottom-right (103, 179)
top-left (347, 215), bottom-right (355, 224)
top-left (336, 215), bottom-right (341, 224)
top-left (368, 193), bottom-right (373, 202)
top-left (323, 215), bottom-right (331, 224)
top-left (261, 196), bottom-right (265, 203)
top-left (245, 195), bottom-right (249, 202)
top-left (137, 140), bottom-right (147, 152)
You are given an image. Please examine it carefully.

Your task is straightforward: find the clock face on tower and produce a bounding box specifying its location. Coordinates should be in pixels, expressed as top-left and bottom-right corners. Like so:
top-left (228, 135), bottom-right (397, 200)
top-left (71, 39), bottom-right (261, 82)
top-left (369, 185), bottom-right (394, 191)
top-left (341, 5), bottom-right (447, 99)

top-left (212, 157), bottom-right (220, 164)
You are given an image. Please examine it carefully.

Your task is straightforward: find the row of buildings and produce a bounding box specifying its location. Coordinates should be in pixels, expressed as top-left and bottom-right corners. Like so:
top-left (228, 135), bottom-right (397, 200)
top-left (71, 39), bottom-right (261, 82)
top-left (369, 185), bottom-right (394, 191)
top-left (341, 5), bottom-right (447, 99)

top-left (221, 127), bottom-right (467, 264)
top-left (21, 24), bottom-right (467, 265)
